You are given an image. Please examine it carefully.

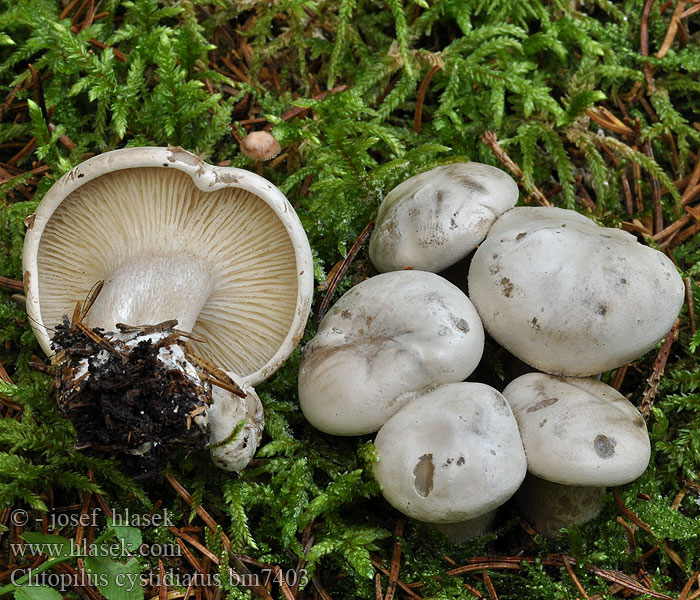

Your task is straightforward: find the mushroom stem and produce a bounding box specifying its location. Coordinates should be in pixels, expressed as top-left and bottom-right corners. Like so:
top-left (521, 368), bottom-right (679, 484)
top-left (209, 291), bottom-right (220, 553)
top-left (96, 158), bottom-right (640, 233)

top-left (516, 474), bottom-right (605, 537)
top-left (432, 509), bottom-right (497, 544)
top-left (85, 254), bottom-right (214, 332)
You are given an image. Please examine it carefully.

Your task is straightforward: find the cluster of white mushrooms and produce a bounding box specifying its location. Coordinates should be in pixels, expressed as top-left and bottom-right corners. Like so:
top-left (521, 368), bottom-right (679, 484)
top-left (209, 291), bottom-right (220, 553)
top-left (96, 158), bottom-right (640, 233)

top-left (299, 162), bottom-right (685, 540)
top-left (20, 147), bottom-right (686, 538)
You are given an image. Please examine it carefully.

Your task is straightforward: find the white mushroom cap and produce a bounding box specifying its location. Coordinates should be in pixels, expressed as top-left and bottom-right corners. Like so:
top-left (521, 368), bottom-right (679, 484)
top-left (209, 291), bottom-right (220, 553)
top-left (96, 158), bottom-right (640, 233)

top-left (298, 271), bottom-right (485, 436)
top-left (468, 206), bottom-right (684, 376)
top-left (23, 147), bottom-right (314, 385)
top-left (208, 376), bottom-right (264, 472)
top-left (369, 163), bottom-right (518, 273)
top-left (373, 383), bottom-right (527, 523)
top-left (502, 373), bottom-right (651, 487)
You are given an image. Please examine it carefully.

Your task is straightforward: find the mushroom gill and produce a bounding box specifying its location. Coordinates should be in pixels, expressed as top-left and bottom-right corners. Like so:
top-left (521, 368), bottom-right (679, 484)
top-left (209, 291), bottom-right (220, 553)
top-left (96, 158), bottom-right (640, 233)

top-left (36, 167), bottom-right (298, 380)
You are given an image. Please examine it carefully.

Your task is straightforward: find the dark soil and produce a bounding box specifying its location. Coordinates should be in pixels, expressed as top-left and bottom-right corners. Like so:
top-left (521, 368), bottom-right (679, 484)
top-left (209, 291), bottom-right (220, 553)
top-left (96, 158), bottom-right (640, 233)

top-left (51, 317), bottom-right (209, 479)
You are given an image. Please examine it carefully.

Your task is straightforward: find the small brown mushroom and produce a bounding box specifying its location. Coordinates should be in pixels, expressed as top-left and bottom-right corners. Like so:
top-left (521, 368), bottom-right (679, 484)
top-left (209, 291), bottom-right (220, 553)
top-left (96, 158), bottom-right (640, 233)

top-left (240, 131), bottom-right (281, 173)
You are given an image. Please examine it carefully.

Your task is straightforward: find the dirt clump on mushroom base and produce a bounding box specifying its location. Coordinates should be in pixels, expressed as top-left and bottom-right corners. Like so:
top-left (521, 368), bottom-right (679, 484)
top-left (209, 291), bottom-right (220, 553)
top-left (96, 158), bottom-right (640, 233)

top-left (51, 317), bottom-right (226, 480)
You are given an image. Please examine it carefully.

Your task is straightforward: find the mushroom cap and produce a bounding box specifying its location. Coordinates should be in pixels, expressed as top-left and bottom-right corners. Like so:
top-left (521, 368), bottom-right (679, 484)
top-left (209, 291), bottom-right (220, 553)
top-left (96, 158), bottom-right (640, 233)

top-left (468, 206), bottom-right (684, 376)
top-left (208, 376), bottom-right (264, 472)
top-left (373, 383), bottom-right (527, 523)
top-left (369, 162), bottom-right (518, 273)
top-left (23, 146), bottom-right (314, 386)
top-left (298, 270), bottom-right (485, 436)
top-left (502, 373), bottom-right (651, 487)
top-left (240, 131), bottom-right (281, 161)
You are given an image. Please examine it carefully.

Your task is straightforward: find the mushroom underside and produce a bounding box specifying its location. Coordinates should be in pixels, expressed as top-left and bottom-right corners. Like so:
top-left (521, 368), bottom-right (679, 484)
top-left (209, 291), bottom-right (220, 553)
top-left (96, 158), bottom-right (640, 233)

top-left (35, 167), bottom-right (300, 381)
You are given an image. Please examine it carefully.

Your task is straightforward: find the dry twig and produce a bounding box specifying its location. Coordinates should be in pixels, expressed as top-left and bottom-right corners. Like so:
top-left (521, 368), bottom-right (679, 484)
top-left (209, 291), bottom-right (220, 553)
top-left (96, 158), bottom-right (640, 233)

top-left (313, 220), bottom-right (374, 326)
top-left (370, 557), bottom-right (422, 600)
top-left (678, 572), bottom-right (700, 600)
top-left (657, 1), bottom-right (688, 58)
top-left (375, 572), bottom-right (384, 600)
top-left (613, 489), bottom-right (685, 571)
top-left (414, 65), bottom-right (441, 133)
top-left (384, 520), bottom-right (404, 600)
top-left (639, 319), bottom-right (680, 419)
top-left (686, 277), bottom-right (697, 335)
top-left (641, 0), bottom-right (656, 89)
top-left (482, 573), bottom-right (499, 600)
top-left (563, 558), bottom-right (590, 600)
top-left (642, 140), bottom-right (664, 233)
top-left (481, 131), bottom-right (551, 206)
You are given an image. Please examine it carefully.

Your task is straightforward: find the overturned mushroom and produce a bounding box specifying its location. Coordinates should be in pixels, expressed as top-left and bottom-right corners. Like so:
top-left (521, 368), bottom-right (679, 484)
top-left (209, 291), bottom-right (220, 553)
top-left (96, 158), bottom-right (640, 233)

top-left (373, 383), bottom-right (526, 541)
top-left (468, 206), bottom-right (684, 376)
top-left (23, 146), bottom-right (314, 471)
top-left (369, 162), bottom-right (518, 273)
top-left (502, 373), bottom-right (651, 537)
top-left (299, 270), bottom-right (485, 436)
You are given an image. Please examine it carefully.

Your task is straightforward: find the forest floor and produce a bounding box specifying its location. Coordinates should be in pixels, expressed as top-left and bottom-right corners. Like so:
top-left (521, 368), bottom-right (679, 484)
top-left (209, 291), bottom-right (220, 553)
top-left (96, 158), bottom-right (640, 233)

top-left (0, 1), bottom-right (699, 599)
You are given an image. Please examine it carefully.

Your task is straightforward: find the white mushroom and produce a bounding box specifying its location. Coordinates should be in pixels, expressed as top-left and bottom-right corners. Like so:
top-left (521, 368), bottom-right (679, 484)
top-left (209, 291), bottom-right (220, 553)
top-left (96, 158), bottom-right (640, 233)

top-left (208, 376), bottom-right (264, 472)
top-left (23, 146), bottom-right (314, 471)
top-left (369, 163), bottom-right (518, 273)
top-left (23, 146), bottom-right (314, 386)
top-left (298, 271), bottom-right (485, 436)
top-left (373, 383), bottom-right (526, 537)
top-left (502, 373), bottom-right (651, 537)
top-left (468, 206), bottom-right (684, 376)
